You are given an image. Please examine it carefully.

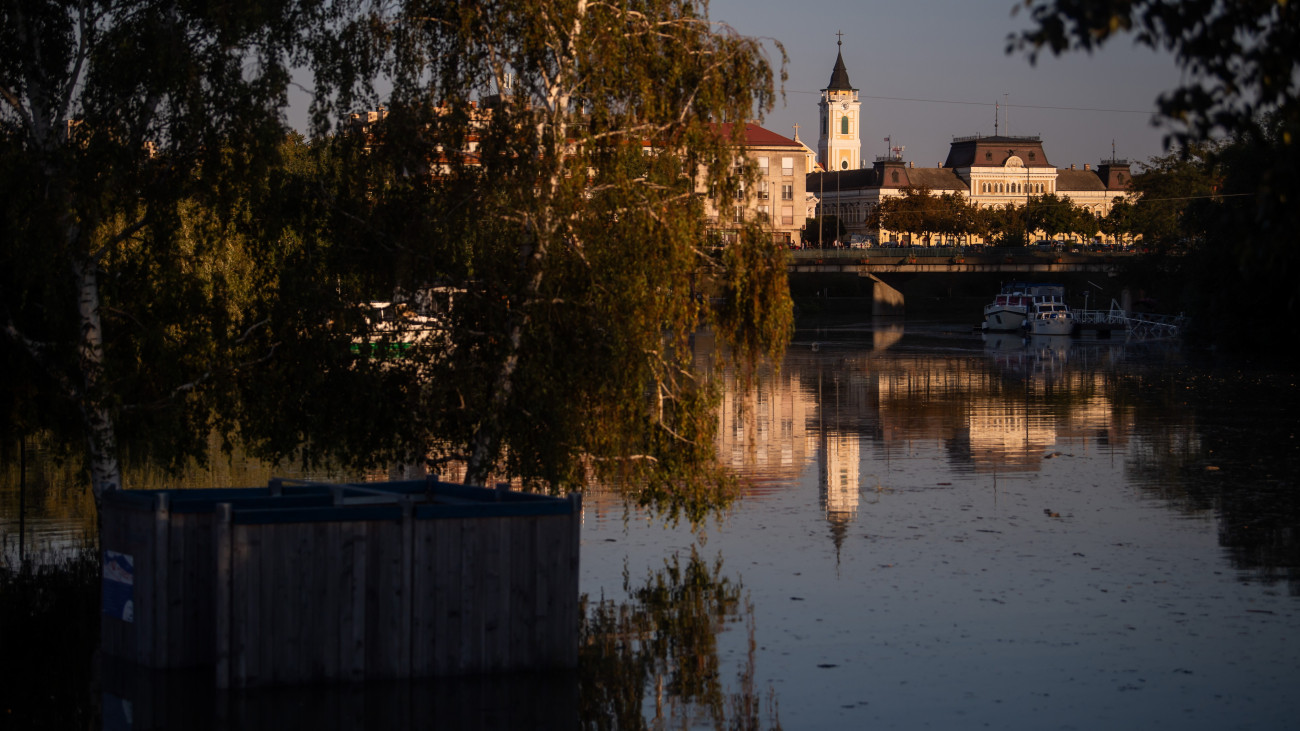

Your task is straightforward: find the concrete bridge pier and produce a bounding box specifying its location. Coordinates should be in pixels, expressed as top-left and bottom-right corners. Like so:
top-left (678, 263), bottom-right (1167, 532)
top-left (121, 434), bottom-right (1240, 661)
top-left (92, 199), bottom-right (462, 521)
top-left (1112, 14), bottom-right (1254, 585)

top-left (865, 273), bottom-right (904, 317)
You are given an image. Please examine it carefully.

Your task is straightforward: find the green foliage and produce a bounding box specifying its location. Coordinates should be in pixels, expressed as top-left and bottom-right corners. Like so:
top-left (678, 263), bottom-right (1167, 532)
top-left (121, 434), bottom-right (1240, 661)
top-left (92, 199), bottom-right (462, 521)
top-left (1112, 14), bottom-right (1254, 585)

top-left (1012, 0), bottom-right (1300, 349)
top-left (234, 1), bottom-right (793, 519)
top-left (1126, 145), bottom-right (1221, 250)
top-left (803, 215), bottom-right (845, 245)
top-left (4, 0), bottom-right (793, 519)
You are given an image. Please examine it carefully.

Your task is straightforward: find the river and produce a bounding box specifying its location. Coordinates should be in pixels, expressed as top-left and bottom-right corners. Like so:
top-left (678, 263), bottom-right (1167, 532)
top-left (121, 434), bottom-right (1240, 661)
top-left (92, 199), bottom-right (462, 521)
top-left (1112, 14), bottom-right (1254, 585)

top-left (3, 315), bottom-right (1299, 729)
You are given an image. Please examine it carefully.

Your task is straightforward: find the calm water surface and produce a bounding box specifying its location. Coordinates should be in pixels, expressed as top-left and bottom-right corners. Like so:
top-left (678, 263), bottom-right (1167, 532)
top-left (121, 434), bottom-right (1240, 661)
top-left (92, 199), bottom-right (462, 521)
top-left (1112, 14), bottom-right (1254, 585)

top-left (3, 316), bottom-right (1299, 729)
top-left (584, 318), bottom-right (1300, 729)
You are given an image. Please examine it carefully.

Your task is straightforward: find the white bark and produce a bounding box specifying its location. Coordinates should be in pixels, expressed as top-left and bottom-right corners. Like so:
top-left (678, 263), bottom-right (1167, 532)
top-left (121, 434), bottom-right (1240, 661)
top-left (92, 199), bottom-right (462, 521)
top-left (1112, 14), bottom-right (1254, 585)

top-left (462, 1), bottom-right (586, 486)
top-left (74, 255), bottom-right (123, 505)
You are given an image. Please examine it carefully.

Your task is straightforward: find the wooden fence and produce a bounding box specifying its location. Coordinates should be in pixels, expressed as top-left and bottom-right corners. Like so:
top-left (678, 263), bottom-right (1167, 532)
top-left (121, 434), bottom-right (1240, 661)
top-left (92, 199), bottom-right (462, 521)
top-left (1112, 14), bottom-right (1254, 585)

top-left (100, 479), bottom-right (581, 688)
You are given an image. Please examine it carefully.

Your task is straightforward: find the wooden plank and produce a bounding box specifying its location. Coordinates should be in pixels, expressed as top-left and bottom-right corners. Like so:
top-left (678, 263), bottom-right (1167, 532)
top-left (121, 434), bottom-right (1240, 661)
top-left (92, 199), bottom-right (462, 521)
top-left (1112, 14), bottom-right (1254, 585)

top-left (154, 493), bottom-right (171, 668)
top-left (372, 518), bottom-right (404, 679)
top-left (400, 502), bottom-right (414, 679)
top-left (231, 523), bottom-right (253, 687)
top-left (271, 522), bottom-right (297, 685)
top-left (509, 516), bottom-right (539, 671)
top-left (458, 518), bottom-right (483, 674)
top-left (410, 517), bottom-right (437, 676)
top-left (481, 515), bottom-right (506, 672)
top-left (165, 510), bottom-right (185, 667)
top-left (343, 521), bottom-right (367, 682)
top-left (434, 518), bottom-right (462, 675)
top-left (313, 520), bottom-right (339, 682)
top-left (215, 504), bottom-right (232, 689)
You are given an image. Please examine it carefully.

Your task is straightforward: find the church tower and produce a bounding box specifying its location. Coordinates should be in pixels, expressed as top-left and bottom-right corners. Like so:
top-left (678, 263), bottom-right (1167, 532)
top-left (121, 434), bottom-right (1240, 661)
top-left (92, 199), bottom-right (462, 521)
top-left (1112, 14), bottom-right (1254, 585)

top-left (817, 34), bottom-right (861, 171)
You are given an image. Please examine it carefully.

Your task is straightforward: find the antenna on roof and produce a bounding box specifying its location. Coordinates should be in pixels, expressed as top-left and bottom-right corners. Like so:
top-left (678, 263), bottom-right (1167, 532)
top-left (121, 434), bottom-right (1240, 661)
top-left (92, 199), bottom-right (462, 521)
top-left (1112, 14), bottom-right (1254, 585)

top-left (994, 100), bottom-right (999, 136)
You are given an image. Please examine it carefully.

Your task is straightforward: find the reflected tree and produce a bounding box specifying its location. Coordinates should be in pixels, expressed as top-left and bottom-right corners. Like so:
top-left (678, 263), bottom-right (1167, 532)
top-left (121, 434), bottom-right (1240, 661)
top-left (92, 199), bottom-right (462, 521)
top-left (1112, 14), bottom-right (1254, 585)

top-left (579, 547), bottom-right (780, 730)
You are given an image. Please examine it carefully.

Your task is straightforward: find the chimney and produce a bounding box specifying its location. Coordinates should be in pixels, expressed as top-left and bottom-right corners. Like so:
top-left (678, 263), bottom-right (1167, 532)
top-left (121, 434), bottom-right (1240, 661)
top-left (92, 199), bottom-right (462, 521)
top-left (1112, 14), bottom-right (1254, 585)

top-left (909, 161), bottom-right (914, 168)
top-left (1084, 163), bottom-right (1091, 171)
top-left (1070, 164), bottom-right (1076, 170)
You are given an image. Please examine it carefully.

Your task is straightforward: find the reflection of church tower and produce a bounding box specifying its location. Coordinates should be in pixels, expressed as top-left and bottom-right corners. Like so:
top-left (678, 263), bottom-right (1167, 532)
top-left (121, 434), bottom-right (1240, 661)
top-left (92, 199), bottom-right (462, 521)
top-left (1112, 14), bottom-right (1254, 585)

top-left (817, 33), bottom-right (862, 171)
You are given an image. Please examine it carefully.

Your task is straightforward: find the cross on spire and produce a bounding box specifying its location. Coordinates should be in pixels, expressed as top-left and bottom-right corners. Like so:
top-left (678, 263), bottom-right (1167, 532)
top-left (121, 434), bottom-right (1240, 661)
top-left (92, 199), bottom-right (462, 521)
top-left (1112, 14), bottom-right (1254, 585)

top-left (836, 30), bottom-right (843, 47)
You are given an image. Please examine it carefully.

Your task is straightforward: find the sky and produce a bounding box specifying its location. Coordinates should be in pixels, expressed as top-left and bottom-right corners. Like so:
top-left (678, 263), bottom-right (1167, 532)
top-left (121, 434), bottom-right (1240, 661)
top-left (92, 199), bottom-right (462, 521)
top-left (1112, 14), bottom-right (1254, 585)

top-left (287, 1), bottom-right (1186, 171)
top-left (707, 0), bottom-right (1186, 170)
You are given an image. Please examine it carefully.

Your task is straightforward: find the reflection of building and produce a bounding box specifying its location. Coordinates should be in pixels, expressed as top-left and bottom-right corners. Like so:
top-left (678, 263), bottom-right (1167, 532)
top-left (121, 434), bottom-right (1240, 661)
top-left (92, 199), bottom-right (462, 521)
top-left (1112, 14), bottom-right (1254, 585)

top-left (820, 430), bottom-right (860, 515)
top-left (966, 403), bottom-right (1059, 472)
top-left (715, 359), bottom-right (818, 494)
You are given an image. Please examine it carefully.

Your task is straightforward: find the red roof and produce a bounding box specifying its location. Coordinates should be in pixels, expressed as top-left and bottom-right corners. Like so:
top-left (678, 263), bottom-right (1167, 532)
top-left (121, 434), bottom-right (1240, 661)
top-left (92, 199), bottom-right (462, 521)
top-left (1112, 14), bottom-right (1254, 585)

top-left (714, 122), bottom-right (800, 148)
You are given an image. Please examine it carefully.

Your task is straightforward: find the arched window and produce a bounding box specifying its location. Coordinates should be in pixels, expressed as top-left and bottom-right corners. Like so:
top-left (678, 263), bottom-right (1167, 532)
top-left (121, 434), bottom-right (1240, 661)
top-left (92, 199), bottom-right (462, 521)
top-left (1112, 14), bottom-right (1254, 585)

top-left (841, 115), bottom-right (849, 135)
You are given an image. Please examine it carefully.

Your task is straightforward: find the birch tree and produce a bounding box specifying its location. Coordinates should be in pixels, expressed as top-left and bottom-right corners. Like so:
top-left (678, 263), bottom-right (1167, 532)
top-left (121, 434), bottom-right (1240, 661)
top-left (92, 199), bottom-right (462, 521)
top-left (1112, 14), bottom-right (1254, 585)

top-left (256, 0), bottom-right (794, 517)
top-left (0, 0), bottom-right (360, 507)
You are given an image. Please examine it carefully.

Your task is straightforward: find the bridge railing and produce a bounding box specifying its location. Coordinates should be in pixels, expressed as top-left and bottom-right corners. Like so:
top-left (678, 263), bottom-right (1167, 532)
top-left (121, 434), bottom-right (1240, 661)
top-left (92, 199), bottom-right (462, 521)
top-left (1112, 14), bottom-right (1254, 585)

top-left (787, 246), bottom-right (1133, 261)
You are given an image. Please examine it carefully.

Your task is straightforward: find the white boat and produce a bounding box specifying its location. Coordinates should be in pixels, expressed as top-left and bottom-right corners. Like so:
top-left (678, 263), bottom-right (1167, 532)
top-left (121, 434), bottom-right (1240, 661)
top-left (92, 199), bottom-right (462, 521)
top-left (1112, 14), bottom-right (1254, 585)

top-left (983, 285), bottom-right (1033, 331)
top-left (983, 282), bottom-right (1064, 332)
top-left (1024, 294), bottom-right (1076, 336)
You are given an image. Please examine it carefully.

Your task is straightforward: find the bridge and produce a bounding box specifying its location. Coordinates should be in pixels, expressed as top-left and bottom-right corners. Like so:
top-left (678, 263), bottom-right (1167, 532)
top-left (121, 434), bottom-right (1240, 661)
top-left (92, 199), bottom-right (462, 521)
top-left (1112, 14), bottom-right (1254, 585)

top-left (787, 246), bottom-right (1133, 275)
top-left (786, 247), bottom-right (1143, 320)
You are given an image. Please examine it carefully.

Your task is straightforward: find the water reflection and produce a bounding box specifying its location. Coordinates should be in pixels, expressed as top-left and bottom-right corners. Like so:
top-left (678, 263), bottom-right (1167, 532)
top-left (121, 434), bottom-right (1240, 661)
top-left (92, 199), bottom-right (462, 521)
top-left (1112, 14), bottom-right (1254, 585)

top-left (700, 320), bottom-right (1300, 591)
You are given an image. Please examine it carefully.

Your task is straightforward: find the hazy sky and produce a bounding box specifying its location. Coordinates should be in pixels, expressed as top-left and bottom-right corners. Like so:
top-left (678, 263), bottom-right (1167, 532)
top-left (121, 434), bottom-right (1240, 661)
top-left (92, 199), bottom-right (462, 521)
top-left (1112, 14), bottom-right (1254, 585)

top-left (289, 2), bottom-right (1185, 170)
top-left (709, 0), bottom-right (1185, 170)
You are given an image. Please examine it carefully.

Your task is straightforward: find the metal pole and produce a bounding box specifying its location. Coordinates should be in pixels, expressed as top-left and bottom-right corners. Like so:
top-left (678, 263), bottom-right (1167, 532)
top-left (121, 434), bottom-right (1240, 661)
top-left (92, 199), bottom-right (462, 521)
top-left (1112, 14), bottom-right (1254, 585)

top-left (819, 167), bottom-right (824, 249)
top-left (19, 437), bottom-right (26, 565)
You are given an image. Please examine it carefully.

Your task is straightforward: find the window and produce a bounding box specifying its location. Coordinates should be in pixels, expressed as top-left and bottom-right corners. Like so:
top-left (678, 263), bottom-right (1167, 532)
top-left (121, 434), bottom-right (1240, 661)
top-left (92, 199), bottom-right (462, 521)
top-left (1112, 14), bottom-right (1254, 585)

top-left (781, 183), bottom-right (793, 201)
top-left (757, 182), bottom-right (770, 201)
top-left (781, 157), bottom-right (794, 176)
top-left (757, 157), bottom-right (769, 175)
top-left (781, 205), bottom-right (794, 225)
top-left (733, 207), bottom-right (744, 223)
top-left (840, 115), bottom-right (849, 135)
top-left (757, 205), bottom-right (770, 221)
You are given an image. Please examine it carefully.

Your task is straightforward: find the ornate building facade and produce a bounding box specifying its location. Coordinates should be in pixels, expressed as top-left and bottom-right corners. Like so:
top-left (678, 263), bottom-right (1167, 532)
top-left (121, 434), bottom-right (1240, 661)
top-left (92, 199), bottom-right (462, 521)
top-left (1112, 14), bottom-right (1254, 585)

top-left (807, 47), bottom-right (1133, 245)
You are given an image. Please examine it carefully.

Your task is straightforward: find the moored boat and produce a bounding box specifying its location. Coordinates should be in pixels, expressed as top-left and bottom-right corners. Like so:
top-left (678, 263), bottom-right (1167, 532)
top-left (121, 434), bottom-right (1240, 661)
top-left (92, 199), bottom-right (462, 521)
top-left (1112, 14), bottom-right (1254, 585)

top-left (983, 282), bottom-right (1066, 332)
top-left (983, 284), bottom-right (1032, 331)
top-left (1023, 295), bottom-right (1076, 336)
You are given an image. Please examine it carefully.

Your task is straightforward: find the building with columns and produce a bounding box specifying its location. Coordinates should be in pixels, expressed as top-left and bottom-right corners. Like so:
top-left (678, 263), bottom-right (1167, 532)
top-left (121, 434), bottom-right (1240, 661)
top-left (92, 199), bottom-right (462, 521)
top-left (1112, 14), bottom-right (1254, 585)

top-left (807, 45), bottom-right (1133, 245)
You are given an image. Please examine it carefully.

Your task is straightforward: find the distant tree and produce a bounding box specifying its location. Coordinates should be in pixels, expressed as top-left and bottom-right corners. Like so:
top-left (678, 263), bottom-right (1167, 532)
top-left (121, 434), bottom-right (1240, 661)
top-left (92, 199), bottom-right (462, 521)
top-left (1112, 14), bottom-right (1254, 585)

top-left (1012, 0), bottom-right (1300, 346)
top-left (1102, 199), bottom-right (1139, 247)
top-left (984, 203), bottom-right (1028, 247)
top-left (1125, 145), bottom-right (1222, 251)
top-left (803, 216), bottom-right (845, 246)
top-left (871, 186), bottom-right (943, 245)
top-left (1024, 193), bottom-right (1075, 241)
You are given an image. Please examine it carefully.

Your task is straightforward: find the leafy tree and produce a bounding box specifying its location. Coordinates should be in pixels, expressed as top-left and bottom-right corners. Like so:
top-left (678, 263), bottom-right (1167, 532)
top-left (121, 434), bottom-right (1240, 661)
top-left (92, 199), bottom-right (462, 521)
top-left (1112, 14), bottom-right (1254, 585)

top-left (238, 1), bottom-right (794, 518)
top-left (870, 186), bottom-right (942, 245)
top-left (1103, 198), bottom-right (1139, 247)
top-left (1012, 0), bottom-right (1300, 347)
top-left (1024, 192), bottom-right (1068, 241)
top-left (0, 0), bottom-right (354, 506)
top-left (803, 215), bottom-right (845, 246)
top-left (983, 202), bottom-right (1028, 247)
top-left (1125, 145), bottom-right (1221, 250)
top-left (3, 0), bottom-right (793, 520)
